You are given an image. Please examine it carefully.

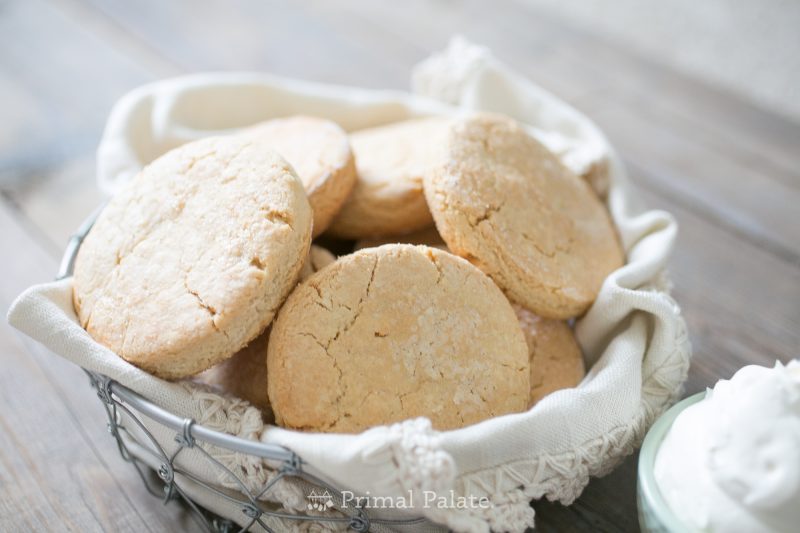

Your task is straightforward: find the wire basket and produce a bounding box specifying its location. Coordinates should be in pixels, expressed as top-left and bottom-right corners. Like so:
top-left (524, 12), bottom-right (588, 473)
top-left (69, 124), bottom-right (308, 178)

top-left (58, 208), bottom-right (429, 533)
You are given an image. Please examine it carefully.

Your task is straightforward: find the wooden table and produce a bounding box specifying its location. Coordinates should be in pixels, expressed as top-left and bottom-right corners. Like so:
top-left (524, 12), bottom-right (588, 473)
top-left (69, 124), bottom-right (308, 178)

top-left (1, 1), bottom-right (797, 531)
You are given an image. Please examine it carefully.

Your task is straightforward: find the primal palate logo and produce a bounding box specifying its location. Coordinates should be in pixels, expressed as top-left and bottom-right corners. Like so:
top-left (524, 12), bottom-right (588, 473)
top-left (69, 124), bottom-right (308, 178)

top-left (305, 488), bottom-right (492, 511)
top-left (306, 489), bottom-right (335, 511)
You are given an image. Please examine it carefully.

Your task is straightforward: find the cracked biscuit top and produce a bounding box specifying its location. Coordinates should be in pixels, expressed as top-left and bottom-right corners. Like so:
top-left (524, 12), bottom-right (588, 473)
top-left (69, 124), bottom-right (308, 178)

top-left (424, 113), bottom-right (625, 319)
top-left (267, 244), bottom-right (529, 433)
top-left (239, 116), bottom-right (356, 237)
top-left (72, 135), bottom-right (313, 380)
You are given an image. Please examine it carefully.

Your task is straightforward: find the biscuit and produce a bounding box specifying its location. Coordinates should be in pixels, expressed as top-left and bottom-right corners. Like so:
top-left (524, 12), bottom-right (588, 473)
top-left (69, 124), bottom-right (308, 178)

top-left (267, 244), bottom-right (529, 433)
top-left (241, 116), bottom-right (356, 237)
top-left (195, 246), bottom-right (336, 416)
top-left (354, 225), bottom-right (446, 251)
top-left (326, 117), bottom-right (451, 239)
top-left (73, 136), bottom-right (313, 380)
top-left (194, 331), bottom-right (273, 417)
top-left (514, 306), bottom-right (585, 406)
top-left (424, 113), bottom-right (624, 319)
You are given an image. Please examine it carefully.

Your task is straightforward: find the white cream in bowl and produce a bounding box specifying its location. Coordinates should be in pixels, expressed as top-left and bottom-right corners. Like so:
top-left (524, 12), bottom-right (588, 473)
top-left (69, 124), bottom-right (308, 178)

top-left (654, 360), bottom-right (800, 532)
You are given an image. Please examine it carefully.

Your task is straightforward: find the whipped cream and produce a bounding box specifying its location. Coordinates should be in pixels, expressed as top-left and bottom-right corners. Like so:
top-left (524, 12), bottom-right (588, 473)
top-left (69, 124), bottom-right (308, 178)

top-left (654, 360), bottom-right (800, 532)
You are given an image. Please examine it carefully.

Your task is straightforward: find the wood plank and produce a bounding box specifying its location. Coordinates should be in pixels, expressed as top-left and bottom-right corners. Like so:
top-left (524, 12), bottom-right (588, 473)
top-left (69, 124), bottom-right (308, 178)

top-left (323, 0), bottom-right (594, 105)
top-left (533, 456), bottom-right (639, 532)
top-left (0, 0), bottom-right (180, 249)
top-left (0, 200), bottom-right (200, 532)
top-left (0, 328), bottom-right (152, 533)
top-left (0, 0), bottom-right (166, 174)
top-left (503, 0), bottom-right (800, 176)
top-left (0, 208), bottom-right (150, 532)
top-left (489, 2), bottom-right (800, 193)
top-left (76, 0), bottom-right (594, 104)
top-left (579, 87), bottom-right (800, 193)
top-left (562, 29), bottom-right (800, 176)
top-left (3, 156), bottom-right (105, 253)
top-left (592, 104), bottom-right (800, 263)
top-left (0, 0), bottom-right (172, 249)
top-left (75, 0), bottom-right (408, 89)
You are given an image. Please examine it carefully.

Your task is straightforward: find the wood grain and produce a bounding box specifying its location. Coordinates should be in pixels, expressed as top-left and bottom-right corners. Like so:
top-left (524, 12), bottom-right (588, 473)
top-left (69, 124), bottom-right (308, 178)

top-left (0, 202), bottom-right (201, 532)
top-left (594, 105), bottom-right (800, 263)
top-left (0, 0), bottom-right (160, 176)
top-left (1, 0), bottom-right (798, 531)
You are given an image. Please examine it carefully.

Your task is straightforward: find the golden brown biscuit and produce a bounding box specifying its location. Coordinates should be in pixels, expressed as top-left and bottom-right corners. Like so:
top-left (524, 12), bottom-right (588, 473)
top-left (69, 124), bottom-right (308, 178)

top-left (326, 117), bottom-right (451, 239)
top-left (194, 332), bottom-right (272, 417)
top-left (195, 246), bottom-right (336, 417)
top-left (515, 306), bottom-right (585, 406)
top-left (73, 136), bottom-right (312, 380)
top-left (424, 113), bottom-right (624, 319)
top-left (267, 244), bottom-right (529, 433)
top-left (354, 225), bottom-right (446, 251)
top-left (241, 116), bottom-right (356, 237)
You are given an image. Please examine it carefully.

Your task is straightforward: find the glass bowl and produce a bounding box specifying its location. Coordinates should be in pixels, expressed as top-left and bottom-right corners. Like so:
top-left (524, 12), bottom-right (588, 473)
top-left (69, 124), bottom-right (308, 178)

top-left (637, 391), bottom-right (705, 533)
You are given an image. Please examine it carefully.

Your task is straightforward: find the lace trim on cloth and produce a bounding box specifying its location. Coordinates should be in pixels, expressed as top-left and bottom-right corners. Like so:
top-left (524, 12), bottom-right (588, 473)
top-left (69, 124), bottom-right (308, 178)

top-left (363, 418), bottom-right (458, 528)
top-left (440, 292), bottom-right (691, 532)
top-left (186, 386), bottom-right (310, 511)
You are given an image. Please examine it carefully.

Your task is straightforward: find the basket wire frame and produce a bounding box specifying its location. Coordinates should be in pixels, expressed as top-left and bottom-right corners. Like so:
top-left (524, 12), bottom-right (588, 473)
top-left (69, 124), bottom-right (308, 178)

top-left (61, 208), bottom-right (429, 532)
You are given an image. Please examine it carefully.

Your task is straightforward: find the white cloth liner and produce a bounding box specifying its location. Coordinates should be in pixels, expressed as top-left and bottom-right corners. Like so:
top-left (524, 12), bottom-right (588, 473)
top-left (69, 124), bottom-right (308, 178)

top-left (7, 38), bottom-right (690, 532)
